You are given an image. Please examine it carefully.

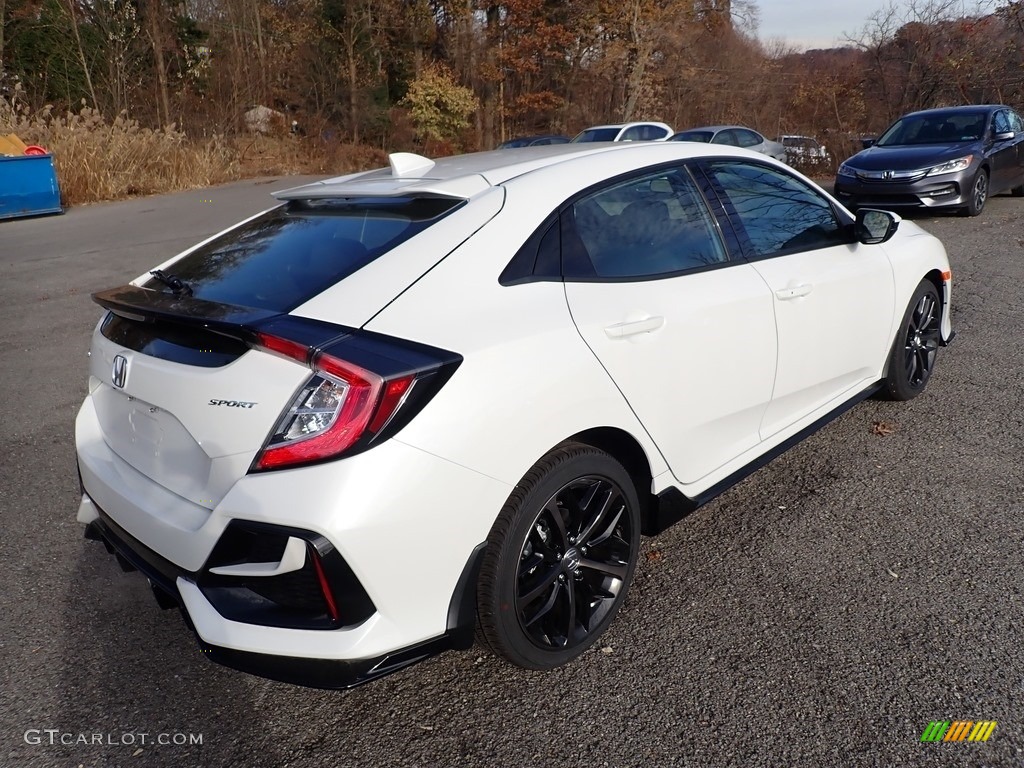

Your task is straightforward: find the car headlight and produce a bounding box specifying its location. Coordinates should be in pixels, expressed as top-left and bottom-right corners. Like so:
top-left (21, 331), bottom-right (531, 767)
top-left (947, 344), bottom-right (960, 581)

top-left (837, 162), bottom-right (857, 178)
top-left (924, 155), bottom-right (973, 177)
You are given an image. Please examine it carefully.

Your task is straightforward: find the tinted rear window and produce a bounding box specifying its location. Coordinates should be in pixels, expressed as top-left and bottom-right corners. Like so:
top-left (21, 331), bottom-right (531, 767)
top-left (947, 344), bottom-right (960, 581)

top-left (146, 197), bottom-right (462, 311)
top-left (573, 128), bottom-right (620, 142)
top-left (670, 131), bottom-right (713, 143)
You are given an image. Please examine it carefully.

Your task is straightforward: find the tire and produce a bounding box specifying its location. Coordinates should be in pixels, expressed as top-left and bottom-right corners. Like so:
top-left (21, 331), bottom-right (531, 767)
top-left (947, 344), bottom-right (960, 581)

top-left (883, 279), bottom-right (942, 401)
top-left (962, 169), bottom-right (989, 216)
top-left (1011, 180), bottom-right (1024, 197)
top-left (477, 443), bottom-right (641, 669)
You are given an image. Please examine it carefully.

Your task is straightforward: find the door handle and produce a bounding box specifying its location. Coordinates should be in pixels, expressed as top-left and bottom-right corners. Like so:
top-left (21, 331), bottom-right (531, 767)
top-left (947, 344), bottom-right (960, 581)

top-left (775, 284), bottom-right (813, 300)
top-left (604, 316), bottom-right (665, 339)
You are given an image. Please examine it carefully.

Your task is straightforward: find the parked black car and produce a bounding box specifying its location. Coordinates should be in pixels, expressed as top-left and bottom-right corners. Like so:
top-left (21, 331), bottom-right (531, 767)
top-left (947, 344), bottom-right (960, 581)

top-left (834, 105), bottom-right (1024, 216)
top-left (497, 134), bottom-right (570, 148)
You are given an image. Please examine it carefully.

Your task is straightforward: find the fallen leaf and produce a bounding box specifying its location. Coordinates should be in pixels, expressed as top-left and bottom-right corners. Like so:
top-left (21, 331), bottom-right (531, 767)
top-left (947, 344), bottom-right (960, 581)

top-left (872, 421), bottom-right (895, 436)
top-left (646, 550), bottom-right (663, 563)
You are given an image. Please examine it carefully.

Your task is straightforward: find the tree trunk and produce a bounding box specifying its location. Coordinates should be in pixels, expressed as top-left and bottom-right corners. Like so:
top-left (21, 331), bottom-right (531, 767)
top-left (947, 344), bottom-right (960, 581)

top-left (145, 0), bottom-right (171, 126)
top-left (0, 0), bottom-right (6, 75)
top-left (251, 0), bottom-right (267, 103)
top-left (63, 0), bottom-right (98, 106)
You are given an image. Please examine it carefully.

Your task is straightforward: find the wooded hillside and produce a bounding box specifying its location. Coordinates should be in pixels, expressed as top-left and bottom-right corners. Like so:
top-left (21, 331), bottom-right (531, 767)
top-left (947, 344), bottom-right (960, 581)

top-left (2, 0), bottom-right (1022, 195)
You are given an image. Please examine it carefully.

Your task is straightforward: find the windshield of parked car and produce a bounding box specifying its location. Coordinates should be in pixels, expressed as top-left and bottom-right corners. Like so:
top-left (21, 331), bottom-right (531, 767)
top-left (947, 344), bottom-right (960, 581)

top-left (572, 128), bottom-right (621, 142)
top-left (670, 131), bottom-right (714, 143)
top-left (877, 113), bottom-right (988, 146)
top-left (145, 197), bottom-right (463, 312)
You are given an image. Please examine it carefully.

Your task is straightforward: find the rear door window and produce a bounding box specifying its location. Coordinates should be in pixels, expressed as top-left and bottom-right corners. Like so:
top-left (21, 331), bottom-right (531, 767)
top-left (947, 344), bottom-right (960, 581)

top-left (565, 166), bottom-right (728, 278)
top-left (146, 197), bottom-right (462, 312)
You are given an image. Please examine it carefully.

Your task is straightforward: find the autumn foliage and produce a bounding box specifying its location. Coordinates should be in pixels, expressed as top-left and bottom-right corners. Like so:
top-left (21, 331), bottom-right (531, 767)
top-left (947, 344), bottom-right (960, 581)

top-left (2, 0), bottom-right (1023, 202)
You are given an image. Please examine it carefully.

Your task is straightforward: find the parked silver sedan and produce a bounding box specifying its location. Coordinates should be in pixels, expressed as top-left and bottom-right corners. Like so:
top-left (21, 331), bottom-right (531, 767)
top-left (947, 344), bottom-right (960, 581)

top-left (670, 125), bottom-right (787, 162)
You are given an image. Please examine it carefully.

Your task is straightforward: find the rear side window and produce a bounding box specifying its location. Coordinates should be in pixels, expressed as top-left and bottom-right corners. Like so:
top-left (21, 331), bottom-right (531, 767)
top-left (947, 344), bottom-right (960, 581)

top-left (147, 197), bottom-right (462, 311)
top-left (566, 166), bottom-right (728, 279)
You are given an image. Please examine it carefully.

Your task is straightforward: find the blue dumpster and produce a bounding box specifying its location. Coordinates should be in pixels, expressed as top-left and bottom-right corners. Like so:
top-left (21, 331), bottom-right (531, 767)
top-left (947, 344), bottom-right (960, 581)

top-left (0, 154), bottom-right (63, 221)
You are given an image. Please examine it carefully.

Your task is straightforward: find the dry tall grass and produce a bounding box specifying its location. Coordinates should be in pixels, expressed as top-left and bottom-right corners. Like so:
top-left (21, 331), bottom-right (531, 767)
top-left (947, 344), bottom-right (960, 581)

top-left (0, 96), bottom-right (394, 207)
top-left (1, 100), bottom-right (238, 205)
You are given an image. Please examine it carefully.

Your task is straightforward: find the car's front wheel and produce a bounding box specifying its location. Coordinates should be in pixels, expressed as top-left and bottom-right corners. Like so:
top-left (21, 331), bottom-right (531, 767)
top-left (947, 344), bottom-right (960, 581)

top-left (477, 443), bottom-right (641, 669)
top-left (883, 279), bottom-right (941, 401)
top-left (963, 169), bottom-right (989, 216)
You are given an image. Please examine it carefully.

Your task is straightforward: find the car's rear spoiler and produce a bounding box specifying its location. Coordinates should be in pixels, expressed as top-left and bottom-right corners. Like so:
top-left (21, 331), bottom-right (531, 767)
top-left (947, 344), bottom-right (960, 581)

top-left (92, 285), bottom-right (354, 355)
top-left (91, 285), bottom-right (460, 378)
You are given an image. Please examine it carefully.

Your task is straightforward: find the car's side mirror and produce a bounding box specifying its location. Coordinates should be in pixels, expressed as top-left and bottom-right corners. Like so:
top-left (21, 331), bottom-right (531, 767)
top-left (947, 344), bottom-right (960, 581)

top-left (861, 138), bottom-right (876, 149)
top-left (855, 209), bottom-right (900, 244)
top-left (994, 130), bottom-right (1015, 141)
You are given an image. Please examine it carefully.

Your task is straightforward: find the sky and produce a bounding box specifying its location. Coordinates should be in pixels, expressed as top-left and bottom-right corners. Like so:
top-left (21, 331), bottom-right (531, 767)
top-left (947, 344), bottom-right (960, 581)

top-left (755, 0), bottom-right (901, 50)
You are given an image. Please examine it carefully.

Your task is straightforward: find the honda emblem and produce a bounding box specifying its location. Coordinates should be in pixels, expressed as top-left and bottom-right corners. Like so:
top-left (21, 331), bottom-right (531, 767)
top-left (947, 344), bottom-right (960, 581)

top-left (112, 354), bottom-right (128, 389)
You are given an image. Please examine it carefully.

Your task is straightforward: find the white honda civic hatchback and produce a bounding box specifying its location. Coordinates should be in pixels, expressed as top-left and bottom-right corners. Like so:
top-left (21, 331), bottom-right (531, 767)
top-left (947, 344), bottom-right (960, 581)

top-left (76, 142), bottom-right (953, 687)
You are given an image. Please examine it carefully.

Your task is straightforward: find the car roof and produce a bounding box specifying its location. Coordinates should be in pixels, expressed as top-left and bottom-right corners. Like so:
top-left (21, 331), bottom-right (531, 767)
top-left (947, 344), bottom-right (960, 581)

top-left (503, 134), bottom-right (566, 141)
top-left (275, 142), bottom-right (773, 202)
top-left (580, 121), bottom-right (672, 130)
top-left (903, 105), bottom-right (1005, 118)
top-left (681, 125), bottom-right (757, 133)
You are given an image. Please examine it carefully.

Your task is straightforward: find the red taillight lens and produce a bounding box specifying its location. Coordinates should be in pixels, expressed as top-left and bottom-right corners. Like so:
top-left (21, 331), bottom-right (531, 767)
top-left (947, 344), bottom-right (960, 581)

top-left (256, 332), bottom-right (310, 365)
top-left (253, 336), bottom-right (424, 471)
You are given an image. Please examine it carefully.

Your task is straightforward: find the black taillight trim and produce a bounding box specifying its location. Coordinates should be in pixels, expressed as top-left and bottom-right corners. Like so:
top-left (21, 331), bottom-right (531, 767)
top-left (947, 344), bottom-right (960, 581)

top-left (247, 329), bottom-right (462, 473)
top-left (91, 285), bottom-right (462, 471)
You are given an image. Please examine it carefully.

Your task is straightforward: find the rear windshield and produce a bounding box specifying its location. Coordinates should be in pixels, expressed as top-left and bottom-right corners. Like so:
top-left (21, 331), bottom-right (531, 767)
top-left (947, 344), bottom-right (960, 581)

top-left (670, 131), bottom-right (713, 143)
top-left (145, 196), bottom-right (462, 311)
top-left (573, 128), bottom-right (620, 142)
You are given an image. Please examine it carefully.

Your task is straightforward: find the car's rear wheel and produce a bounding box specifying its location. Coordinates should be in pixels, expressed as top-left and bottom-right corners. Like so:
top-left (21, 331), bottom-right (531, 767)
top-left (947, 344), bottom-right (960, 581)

top-left (962, 169), bottom-right (988, 216)
top-left (477, 443), bottom-right (641, 669)
top-left (883, 279), bottom-right (941, 401)
top-left (1011, 181), bottom-right (1024, 197)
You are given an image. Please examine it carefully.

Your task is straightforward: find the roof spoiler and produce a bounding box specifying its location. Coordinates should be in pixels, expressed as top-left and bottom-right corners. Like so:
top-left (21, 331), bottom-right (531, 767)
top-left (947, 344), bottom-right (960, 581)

top-left (273, 152), bottom-right (491, 201)
top-left (92, 285), bottom-right (354, 353)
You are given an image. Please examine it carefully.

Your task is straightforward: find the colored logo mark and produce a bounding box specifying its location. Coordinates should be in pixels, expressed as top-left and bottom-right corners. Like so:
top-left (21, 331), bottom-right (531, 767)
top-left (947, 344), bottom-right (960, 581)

top-left (921, 720), bottom-right (997, 742)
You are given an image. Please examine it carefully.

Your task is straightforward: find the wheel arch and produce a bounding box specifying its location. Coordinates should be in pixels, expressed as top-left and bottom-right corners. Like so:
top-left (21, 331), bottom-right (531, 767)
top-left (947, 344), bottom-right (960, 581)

top-left (923, 268), bottom-right (944, 303)
top-left (881, 268), bottom-right (948, 380)
top-left (567, 426), bottom-right (662, 535)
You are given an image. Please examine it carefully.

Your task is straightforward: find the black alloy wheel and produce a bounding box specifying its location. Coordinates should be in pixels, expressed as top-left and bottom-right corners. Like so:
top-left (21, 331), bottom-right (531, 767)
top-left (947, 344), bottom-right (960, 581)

top-left (477, 443), bottom-right (640, 669)
top-left (964, 169), bottom-right (988, 216)
top-left (884, 279), bottom-right (941, 401)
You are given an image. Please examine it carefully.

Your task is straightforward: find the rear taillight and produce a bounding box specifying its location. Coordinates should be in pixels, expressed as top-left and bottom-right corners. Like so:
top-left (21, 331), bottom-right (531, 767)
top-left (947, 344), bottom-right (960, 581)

top-left (251, 331), bottom-right (459, 471)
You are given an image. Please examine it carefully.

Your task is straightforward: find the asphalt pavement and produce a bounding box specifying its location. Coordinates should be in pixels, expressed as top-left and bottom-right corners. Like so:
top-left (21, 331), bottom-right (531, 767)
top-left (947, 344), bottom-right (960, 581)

top-left (1, 178), bottom-right (1022, 768)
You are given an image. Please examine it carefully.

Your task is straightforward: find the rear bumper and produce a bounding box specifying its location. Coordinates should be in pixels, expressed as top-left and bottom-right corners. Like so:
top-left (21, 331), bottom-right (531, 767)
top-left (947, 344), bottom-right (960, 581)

top-left (81, 499), bottom-right (483, 689)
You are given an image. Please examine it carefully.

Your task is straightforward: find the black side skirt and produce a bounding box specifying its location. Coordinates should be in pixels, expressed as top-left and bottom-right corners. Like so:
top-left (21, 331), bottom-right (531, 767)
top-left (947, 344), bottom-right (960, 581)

top-left (644, 381), bottom-right (882, 535)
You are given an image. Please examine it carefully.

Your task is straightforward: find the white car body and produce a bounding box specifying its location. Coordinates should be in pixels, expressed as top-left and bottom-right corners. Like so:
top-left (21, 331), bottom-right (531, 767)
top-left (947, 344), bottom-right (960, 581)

top-left (76, 142), bottom-right (953, 688)
top-left (571, 121), bottom-right (674, 142)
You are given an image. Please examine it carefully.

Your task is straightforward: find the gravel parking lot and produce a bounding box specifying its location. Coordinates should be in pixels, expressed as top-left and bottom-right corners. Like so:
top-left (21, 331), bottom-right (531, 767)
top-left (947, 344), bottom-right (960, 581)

top-left (1, 178), bottom-right (1022, 768)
